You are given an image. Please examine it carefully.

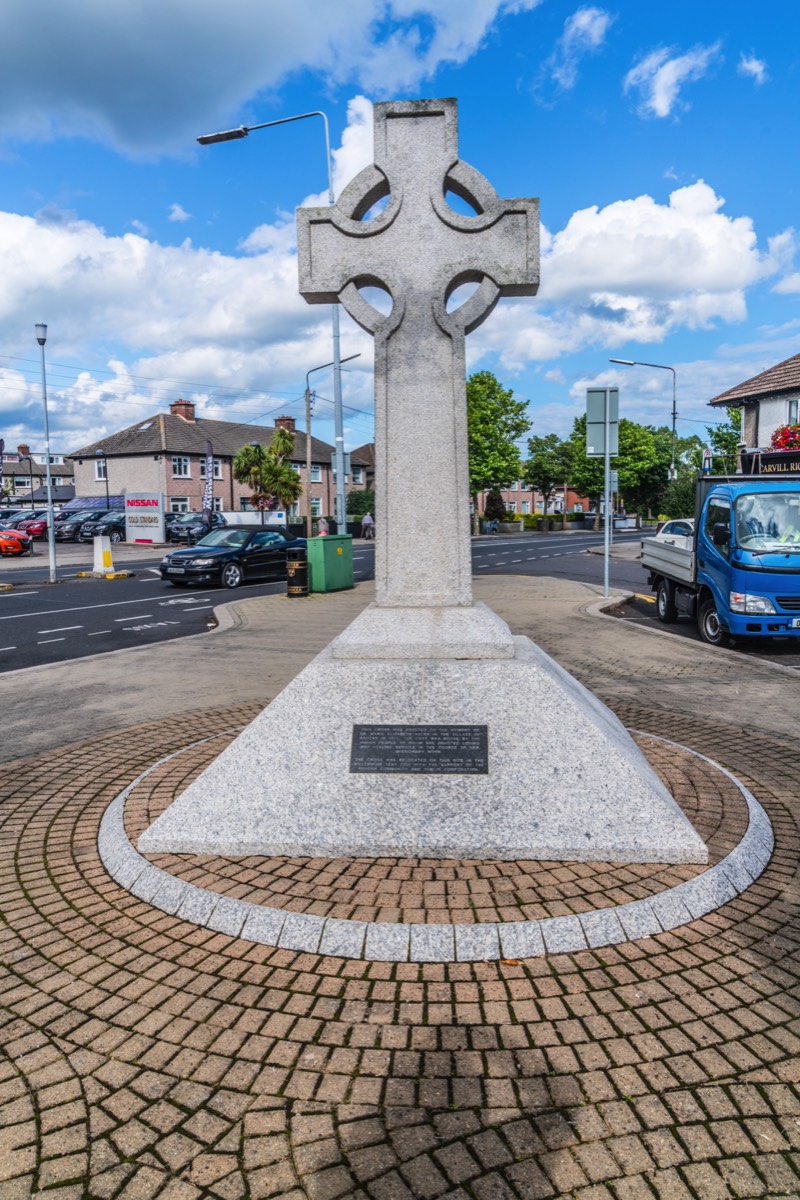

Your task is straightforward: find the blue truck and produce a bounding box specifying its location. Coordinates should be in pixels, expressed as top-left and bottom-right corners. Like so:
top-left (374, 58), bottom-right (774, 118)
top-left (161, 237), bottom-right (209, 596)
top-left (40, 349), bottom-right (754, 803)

top-left (641, 473), bottom-right (800, 646)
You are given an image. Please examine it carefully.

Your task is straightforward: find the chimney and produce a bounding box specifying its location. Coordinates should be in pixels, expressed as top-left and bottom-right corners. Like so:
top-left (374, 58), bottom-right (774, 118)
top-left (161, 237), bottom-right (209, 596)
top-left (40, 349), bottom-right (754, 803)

top-left (170, 398), bottom-right (196, 422)
top-left (274, 416), bottom-right (296, 433)
top-left (17, 443), bottom-right (30, 457)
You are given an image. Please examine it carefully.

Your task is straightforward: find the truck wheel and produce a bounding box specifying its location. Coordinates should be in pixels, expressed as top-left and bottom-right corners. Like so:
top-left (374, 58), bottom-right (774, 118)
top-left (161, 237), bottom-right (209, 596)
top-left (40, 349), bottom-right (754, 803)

top-left (656, 579), bottom-right (678, 623)
top-left (698, 598), bottom-right (727, 646)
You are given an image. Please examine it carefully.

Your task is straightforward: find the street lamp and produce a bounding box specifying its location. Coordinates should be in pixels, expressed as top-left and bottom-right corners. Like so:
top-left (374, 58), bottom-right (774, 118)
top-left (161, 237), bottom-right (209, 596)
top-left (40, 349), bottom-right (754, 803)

top-left (34, 324), bottom-right (57, 584)
top-left (610, 358), bottom-right (678, 480)
top-left (96, 449), bottom-right (110, 510)
top-left (198, 109), bottom-right (349, 532)
top-left (305, 353), bottom-right (361, 539)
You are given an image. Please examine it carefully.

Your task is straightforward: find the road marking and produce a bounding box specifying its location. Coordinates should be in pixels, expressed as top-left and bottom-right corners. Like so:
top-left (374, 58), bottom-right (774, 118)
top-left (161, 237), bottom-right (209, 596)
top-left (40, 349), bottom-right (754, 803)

top-left (0, 597), bottom-right (178, 622)
top-left (122, 620), bottom-right (181, 631)
top-left (37, 638), bottom-right (66, 644)
top-left (115, 614), bottom-right (152, 622)
top-left (511, 558), bottom-right (522, 563)
top-left (0, 645), bottom-right (17, 651)
top-left (0, 591), bottom-right (38, 597)
top-left (37, 625), bottom-right (83, 634)
top-left (187, 604), bottom-right (213, 611)
top-left (87, 630), bottom-right (111, 636)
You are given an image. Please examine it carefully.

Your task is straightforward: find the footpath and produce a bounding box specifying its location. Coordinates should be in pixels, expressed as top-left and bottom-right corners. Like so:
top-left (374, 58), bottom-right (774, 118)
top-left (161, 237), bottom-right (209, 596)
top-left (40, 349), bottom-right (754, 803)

top-left (0, 571), bottom-right (798, 1199)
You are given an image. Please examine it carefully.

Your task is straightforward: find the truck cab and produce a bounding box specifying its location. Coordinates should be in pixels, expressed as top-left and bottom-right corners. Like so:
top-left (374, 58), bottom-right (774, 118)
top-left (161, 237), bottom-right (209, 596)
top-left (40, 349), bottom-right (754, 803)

top-left (642, 475), bottom-right (800, 645)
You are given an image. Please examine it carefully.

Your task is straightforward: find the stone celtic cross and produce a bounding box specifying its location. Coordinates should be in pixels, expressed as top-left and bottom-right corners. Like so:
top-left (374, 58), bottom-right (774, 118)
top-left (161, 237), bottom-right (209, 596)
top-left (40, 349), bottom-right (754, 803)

top-left (298, 98), bottom-right (539, 609)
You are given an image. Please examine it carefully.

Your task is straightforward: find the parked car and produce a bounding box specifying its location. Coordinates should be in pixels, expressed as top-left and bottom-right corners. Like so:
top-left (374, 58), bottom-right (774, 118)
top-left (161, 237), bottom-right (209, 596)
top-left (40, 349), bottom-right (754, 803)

top-left (161, 527), bottom-right (307, 589)
top-left (652, 518), bottom-right (695, 551)
top-left (5, 509), bottom-right (48, 528)
top-left (78, 512), bottom-right (126, 543)
top-left (54, 509), bottom-right (111, 541)
top-left (0, 525), bottom-right (33, 555)
top-left (16, 515), bottom-right (51, 539)
top-left (0, 508), bottom-right (26, 522)
top-left (165, 511), bottom-right (227, 544)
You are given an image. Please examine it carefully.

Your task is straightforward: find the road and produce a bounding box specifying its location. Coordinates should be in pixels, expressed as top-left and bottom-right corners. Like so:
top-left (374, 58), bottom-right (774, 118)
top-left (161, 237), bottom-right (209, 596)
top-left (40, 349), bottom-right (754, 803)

top-left (2, 530), bottom-right (797, 671)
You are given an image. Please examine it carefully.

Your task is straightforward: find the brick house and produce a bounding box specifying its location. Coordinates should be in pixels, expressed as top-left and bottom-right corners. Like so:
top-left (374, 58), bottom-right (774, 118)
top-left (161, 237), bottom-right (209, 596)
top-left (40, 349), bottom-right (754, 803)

top-left (70, 400), bottom-right (369, 520)
top-left (709, 351), bottom-right (800, 450)
top-left (480, 480), bottom-right (589, 517)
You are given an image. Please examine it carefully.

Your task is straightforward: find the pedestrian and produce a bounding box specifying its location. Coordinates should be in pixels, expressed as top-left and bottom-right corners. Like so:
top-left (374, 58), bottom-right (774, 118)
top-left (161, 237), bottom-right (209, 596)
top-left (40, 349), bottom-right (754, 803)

top-left (361, 511), bottom-right (375, 539)
top-left (317, 517), bottom-right (329, 536)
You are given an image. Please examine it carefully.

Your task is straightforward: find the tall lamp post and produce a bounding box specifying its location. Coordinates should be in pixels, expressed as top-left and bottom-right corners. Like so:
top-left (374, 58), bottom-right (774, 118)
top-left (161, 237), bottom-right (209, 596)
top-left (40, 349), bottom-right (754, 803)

top-left (34, 324), bottom-right (57, 583)
top-left (198, 110), bottom-right (349, 532)
top-left (96, 449), bottom-right (110, 510)
top-left (610, 358), bottom-right (678, 480)
top-left (305, 353), bottom-right (361, 539)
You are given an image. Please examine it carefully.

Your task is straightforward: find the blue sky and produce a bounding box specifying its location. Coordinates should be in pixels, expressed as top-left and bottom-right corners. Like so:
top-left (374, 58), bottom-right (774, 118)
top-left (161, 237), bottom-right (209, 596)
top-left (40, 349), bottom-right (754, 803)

top-left (0, 0), bottom-right (798, 462)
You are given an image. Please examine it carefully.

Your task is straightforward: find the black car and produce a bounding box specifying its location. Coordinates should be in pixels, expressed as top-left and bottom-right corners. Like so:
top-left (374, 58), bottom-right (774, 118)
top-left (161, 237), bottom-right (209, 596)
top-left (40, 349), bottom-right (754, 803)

top-left (78, 512), bottom-right (126, 543)
top-left (166, 512), bottom-right (227, 544)
top-left (160, 527), bottom-right (307, 589)
top-left (54, 509), bottom-right (111, 541)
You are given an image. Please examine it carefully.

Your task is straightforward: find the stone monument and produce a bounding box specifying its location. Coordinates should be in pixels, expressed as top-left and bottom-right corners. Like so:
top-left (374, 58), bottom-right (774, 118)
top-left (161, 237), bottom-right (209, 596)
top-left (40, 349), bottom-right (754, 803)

top-left (140, 99), bottom-right (707, 866)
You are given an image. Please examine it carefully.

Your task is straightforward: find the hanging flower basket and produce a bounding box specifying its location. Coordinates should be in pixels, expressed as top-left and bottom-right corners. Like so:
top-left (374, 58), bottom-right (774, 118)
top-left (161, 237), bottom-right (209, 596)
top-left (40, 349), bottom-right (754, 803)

top-left (770, 423), bottom-right (800, 452)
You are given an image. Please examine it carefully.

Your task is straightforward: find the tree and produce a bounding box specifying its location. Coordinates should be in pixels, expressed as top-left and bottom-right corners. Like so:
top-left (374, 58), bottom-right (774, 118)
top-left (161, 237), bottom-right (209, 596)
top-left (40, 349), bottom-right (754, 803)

top-left (466, 370), bottom-right (531, 532)
top-left (232, 427), bottom-right (303, 518)
top-left (523, 434), bottom-right (574, 526)
top-left (347, 487), bottom-right (375, 518)
top-left (568, 415), bottom-right (661, 528)
top-left (707, 407), bottom-right (742, 473)
top-left (483, 488), bottom-right (507, 522)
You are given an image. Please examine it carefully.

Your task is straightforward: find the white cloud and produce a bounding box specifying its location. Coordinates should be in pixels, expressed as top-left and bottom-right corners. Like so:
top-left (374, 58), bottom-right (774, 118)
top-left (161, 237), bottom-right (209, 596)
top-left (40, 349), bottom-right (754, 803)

top-left (624, 42), bottom-right (721, 119)
top-left (545, 6), bottom-right (613, 91)
top-left (773, 272), bottom-right (800, 295)
top-left (168, 203), bottom-right (191, 222)
top-left (738, 53), bottom-right (767, 85)
top-left (0, 1), bottom-right (541, 157)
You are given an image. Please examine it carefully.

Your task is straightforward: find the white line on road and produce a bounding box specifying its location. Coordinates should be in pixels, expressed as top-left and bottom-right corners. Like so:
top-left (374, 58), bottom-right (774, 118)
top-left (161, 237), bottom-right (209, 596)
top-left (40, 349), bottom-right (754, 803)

top-left (0, 646), bottom-right (17, 651)
top-left (114, 614), bottom-right (152, 621)
top-left (37, 625), bottom-right (83, 634)
top-left (87, 630), bottom-right (111, 637)
top-left (0, 591), bottom-right (38, 598)
top-left (37, 638), bottom-right (66, 644)
top-left (0, 597), bottom-right (179, 622)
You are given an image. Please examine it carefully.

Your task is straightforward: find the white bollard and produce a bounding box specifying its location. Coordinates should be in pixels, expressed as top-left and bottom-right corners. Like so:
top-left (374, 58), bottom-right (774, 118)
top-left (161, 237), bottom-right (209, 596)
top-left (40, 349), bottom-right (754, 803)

top-left (93, 535), bottom-right (114, 575)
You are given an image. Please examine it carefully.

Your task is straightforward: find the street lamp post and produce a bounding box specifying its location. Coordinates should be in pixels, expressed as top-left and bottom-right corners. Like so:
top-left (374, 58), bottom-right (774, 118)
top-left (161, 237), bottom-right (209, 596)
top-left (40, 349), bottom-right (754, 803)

top-left (610, 358), bottom-right (678, 480)
top-left (96, 449), bottom-right (110, 510)
top-left (34, 324), bottom-right (57, 583)
top-left (198, 110), bottom-right (349, 533)
top-left (304, 353), bottom-right (361, 539)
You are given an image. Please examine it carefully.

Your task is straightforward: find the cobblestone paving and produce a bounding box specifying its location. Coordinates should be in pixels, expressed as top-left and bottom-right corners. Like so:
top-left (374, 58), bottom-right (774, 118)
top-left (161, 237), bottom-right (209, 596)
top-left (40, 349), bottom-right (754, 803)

top-left (1, 695), bottom-right (799, 1199)
top-left (124, 734), bottom-right (741, 925)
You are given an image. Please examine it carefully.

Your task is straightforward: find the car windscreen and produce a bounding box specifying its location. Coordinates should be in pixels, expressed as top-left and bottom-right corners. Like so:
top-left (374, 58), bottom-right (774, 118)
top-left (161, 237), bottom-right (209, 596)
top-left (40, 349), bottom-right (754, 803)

top-left (194, 529), bottom-right (250, 548)
top-left (734, 493), bottom-right (800, 551)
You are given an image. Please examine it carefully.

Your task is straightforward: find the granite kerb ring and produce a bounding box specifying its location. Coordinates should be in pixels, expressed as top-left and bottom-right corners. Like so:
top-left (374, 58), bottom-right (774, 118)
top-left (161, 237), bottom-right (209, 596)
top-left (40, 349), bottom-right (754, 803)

top-left (96, 732), bottom-right (774, 963)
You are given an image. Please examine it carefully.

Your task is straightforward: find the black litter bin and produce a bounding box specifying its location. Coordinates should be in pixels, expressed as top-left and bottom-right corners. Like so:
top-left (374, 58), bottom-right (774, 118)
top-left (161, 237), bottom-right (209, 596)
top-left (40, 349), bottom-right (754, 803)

top-left (286, 546), bottom-right (308, 598)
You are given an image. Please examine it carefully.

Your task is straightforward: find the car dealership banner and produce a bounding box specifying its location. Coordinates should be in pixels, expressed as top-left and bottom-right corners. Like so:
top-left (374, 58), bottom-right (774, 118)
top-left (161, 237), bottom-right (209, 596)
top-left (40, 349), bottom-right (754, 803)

top-left (125, 493), bottom-right (165, 543)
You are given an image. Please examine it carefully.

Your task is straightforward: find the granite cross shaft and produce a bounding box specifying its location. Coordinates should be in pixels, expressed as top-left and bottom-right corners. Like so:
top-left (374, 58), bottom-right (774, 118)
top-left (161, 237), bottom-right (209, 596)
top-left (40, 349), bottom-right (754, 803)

top-left (298, 98), bottom-right (539, 615)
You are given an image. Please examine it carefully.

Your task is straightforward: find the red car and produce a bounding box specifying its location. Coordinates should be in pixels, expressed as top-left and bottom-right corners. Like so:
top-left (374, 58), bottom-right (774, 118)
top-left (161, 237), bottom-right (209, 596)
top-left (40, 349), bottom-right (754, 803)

top-left (0, 526), bottom-right (32, 555)
top-left (16, 515), bottom-right (49, 539)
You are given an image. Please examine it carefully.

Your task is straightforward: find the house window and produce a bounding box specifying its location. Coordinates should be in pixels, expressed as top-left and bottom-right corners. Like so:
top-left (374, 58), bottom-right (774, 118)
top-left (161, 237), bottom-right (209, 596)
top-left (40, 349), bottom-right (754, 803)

top-left (95, 460), bottom-right (107, 481)
top-left (171, 497), bottom-right (189, 513)
top-left (521, 501), bottom-right (530, 514)
top-left (199, 457), bottom-right (222, 479)
top-left (509, 481), bottom-right (518, 491)
top-left (574, 503), bottom-right (583, 513)
top-left (310, 465), bottom-right (322, 483)
top-left (310, 497), bottom-right (322, 517)
top-left (352, 467), bottom-right (364, 485)
top-left (790, 399), bottom-right (798, 424)
top-left (212, 497), bottom-right (222, 513)
top-left (508, 501), bottom-right (518, 513)
top-left (172, 456), bottom-right (190, 478)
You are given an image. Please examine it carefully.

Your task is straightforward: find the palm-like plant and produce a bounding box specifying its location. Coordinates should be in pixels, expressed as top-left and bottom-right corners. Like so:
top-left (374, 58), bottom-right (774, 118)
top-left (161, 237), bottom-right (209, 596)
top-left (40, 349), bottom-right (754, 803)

top-left (233, 428), bottom-right (303, 514)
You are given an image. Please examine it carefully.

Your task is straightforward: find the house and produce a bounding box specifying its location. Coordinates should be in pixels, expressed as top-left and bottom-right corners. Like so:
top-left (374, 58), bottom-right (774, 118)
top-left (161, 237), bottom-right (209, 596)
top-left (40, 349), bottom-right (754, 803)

top-left (2, 444), bottom-right (75, 505)
top-left (70, 400), bottom-right (369, 520)
top-left (709, 351), bottom-right (800, 451)
top-left (480, 481), bottom-right (590, 517)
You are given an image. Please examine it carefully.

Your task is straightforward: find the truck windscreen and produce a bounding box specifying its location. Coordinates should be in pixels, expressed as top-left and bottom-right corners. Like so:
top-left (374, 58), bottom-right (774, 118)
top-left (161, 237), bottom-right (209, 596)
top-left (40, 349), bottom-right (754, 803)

top-left (734, 493), bottom-right (800, 550)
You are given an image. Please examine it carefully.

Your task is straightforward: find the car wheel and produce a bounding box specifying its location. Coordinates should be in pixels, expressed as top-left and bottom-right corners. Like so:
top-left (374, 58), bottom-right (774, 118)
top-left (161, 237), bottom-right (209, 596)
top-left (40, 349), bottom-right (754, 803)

top-left (110, 530), bottom-right (122, 543)
top-left (656, 579), bottom-right (678, 624)
top-left (221, 562), bottom-right (243, 589)
top-left (698, 597), bottom-right (727, 646)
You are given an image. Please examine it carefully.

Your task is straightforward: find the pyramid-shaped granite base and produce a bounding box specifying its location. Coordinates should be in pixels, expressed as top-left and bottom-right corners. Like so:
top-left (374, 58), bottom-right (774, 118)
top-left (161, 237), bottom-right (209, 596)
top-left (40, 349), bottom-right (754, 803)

top-left (139, 622), bottom-right (708, 865)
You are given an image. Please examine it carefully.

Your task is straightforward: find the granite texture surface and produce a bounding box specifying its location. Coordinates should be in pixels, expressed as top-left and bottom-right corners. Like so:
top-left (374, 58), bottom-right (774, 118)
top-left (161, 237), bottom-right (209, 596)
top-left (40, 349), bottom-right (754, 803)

top-left (100, 735), bottom-right (774, 963)
top-left (139, 635), bottom-right (708, 865)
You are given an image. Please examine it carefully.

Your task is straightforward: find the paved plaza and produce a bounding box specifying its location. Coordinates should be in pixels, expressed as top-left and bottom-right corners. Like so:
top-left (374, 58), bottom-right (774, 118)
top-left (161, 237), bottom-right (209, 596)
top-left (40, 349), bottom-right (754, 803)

top-left (1, 573), bottom-right (799, 1199)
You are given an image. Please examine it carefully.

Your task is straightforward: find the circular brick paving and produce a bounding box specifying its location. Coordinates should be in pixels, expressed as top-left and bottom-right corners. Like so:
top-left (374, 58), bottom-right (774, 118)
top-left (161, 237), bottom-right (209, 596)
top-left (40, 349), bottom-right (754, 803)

top-left (1, 703), bottom-right (798, 1199)
top-left (99, 726), bottom-right (773, 963)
